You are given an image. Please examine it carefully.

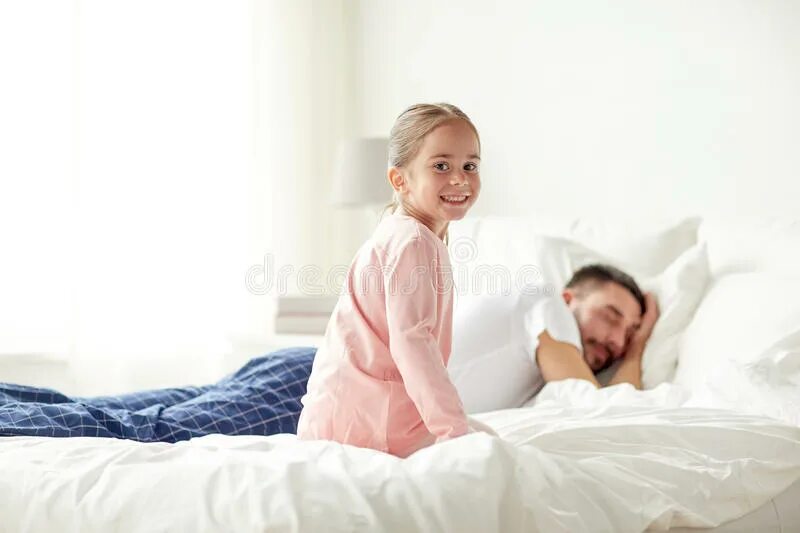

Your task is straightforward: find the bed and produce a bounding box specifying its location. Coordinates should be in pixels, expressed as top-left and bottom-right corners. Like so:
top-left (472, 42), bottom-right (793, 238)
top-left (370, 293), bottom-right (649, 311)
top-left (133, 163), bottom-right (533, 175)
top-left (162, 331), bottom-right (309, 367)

top-left (1, 382), bottom-right (798, 532)
top-left (1, 214), bottom-right (798, 532)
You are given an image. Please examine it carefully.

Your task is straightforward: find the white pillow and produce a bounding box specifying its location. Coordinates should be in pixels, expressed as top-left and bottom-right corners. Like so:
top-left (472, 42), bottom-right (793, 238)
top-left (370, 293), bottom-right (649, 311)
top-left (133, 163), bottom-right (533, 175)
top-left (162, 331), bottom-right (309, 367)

top-left (682, 332), bottom-right (800, 426)
top-left (450, 215), bottom-right (700, 277)
top-left (561, 216), bottom-right (700, 275)
top-left (515, 235), bottom-right (710, 388)
top-left (699, 216), bottom-right (800, 277)
top-left (674, 274), bottom-right (800, 394)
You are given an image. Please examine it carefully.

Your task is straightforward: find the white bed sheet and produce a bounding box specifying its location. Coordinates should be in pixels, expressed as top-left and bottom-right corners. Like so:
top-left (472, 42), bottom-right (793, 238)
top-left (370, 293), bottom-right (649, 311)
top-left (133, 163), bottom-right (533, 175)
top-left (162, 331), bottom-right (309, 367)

top-left (665, 477), bottom-right (800, 533)
top-left (1, 380), bottom-right (798, 533)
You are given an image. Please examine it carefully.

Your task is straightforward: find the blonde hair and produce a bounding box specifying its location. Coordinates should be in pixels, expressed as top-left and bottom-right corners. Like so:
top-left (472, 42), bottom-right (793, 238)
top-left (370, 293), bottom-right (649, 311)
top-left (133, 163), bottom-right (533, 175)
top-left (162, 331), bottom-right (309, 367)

top-left (381, 103), bottom-right (480, 244)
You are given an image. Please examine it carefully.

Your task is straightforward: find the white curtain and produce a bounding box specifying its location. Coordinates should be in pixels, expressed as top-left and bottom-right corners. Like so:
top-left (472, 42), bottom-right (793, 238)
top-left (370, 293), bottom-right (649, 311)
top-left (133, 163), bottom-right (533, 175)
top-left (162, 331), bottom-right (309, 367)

top-left (0, 0), bottom-right (355, 392)
top-left (0, 0), bottom-right (354, 391)
top-left (1, 2), bottom-right (76, 358)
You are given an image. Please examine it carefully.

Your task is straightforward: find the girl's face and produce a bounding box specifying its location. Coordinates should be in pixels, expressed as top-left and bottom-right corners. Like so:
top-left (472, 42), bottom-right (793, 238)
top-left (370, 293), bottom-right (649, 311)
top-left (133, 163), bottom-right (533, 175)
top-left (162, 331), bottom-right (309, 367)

top-left (389, 119), bottom-right (481, 238)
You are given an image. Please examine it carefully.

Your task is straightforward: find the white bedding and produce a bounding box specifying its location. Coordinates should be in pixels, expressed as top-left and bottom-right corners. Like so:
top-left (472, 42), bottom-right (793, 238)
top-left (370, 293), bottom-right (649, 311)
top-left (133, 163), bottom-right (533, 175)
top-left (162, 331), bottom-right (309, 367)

top-left (1, 380), bottom-right (798, 533)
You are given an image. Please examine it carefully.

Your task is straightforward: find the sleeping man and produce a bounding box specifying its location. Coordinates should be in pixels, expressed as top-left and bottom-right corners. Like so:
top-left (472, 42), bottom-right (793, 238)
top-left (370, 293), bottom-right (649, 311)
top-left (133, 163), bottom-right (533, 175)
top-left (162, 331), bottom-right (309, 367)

top-left (448, 264), bottom-right (660, 414)
top-left (0, 264), bottom-right (657, 442)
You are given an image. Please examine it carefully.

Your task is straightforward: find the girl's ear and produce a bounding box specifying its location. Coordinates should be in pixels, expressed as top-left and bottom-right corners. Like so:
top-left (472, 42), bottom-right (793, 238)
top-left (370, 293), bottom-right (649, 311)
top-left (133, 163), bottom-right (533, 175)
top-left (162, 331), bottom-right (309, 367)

top-left (388, 166), bottom-right (406, 193)
top-left (562, 289), bottom-right (575, 306)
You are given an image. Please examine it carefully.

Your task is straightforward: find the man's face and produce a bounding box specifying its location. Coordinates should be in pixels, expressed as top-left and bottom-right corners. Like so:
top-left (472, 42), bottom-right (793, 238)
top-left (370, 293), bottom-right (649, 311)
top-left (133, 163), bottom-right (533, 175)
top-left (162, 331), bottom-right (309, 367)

top-left (564, 282), bottom-right (643, 372)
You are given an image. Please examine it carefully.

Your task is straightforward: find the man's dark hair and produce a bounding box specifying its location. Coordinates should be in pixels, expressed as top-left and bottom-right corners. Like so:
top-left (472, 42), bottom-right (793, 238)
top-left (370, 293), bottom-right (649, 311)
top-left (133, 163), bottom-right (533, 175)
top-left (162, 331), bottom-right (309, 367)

top-left (565, 264), bottom-right (646, 315)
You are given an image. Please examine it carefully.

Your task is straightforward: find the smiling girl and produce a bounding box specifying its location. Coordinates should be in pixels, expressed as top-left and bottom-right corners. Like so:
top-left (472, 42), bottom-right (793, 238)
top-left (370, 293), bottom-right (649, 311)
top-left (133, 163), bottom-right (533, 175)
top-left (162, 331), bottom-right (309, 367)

top-left (296, 103), bottom-right (482, 457)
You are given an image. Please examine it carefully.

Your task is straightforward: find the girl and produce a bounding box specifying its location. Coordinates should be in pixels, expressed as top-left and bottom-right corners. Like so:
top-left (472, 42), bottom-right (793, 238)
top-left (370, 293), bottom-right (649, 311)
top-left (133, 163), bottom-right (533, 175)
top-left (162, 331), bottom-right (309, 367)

top-left (297, 103), bottom-right (482, 457)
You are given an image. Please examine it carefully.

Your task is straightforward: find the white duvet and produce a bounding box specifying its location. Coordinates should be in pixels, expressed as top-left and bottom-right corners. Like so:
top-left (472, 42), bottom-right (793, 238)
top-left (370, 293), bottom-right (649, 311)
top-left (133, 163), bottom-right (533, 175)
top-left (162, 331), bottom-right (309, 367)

top-left (1, 381), bottom-right (798, 533)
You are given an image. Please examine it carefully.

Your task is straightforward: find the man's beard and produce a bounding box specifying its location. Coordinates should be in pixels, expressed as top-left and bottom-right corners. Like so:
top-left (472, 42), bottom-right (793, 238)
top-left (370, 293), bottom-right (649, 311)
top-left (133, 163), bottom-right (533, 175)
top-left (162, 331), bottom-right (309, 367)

top-left (585, 339), bottom-right (615, 374)
top-left (593, 352), bottom-right (616, 374)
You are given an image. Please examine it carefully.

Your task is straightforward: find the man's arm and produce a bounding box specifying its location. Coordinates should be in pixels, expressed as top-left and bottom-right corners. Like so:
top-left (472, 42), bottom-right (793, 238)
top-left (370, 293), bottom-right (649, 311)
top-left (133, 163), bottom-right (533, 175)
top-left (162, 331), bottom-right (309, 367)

top-left (536, 330), bottom-right (600, 388)
top-left (608, 293), bottom-right (660, 389)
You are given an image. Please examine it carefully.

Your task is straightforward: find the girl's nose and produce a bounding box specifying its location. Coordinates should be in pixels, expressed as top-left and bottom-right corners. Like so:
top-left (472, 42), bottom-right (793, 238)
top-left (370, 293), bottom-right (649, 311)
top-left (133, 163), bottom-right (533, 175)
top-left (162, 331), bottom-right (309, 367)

top-left (451, 171), bottom-right (468, 186)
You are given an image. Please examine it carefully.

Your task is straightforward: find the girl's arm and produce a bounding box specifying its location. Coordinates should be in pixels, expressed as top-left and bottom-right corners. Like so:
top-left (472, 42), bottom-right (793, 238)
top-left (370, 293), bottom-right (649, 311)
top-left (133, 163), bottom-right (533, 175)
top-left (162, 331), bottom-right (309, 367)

top-left (385, 238), bottom-right (470, 443)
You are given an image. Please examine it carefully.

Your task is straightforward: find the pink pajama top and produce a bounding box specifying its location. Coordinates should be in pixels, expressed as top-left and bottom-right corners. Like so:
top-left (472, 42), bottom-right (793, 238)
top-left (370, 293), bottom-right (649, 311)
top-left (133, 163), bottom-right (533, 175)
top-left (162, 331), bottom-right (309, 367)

top-left (296, 213), bottom-right (469, 457)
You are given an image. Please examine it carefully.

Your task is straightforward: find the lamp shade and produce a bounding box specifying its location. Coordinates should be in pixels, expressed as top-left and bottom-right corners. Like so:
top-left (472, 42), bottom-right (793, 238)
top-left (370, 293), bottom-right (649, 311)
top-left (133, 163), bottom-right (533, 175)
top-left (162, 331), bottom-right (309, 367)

top-left (330, 137), bottom-right (393, 206)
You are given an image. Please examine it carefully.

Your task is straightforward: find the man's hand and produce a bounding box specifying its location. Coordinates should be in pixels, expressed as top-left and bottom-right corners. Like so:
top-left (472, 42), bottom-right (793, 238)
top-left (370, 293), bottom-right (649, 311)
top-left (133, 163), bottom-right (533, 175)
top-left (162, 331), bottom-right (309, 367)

top-left (630, 292), bottom-right (660, 348)
top-left (608, 293), bottom-right (659, 389)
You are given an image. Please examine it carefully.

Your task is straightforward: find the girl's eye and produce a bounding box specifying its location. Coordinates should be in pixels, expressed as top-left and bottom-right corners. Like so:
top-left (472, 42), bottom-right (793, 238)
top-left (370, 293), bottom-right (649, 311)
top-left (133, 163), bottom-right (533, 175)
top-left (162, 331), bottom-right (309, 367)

top-left (464, 162), bottom-right (478, 172)
top-left (434, 162), bottom-right (450, 171)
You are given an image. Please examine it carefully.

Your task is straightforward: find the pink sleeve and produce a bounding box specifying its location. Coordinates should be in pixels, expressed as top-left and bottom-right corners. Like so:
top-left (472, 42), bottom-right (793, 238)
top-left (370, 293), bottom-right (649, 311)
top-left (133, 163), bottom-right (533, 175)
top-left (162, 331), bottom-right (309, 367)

top-left (384, 238), bottom-right (469, 442)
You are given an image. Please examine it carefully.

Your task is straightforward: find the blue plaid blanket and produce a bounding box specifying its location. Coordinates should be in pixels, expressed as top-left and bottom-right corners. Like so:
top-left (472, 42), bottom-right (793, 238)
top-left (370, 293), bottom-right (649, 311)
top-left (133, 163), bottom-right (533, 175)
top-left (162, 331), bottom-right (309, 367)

top-left (0, 346), bottom-right (316, 442)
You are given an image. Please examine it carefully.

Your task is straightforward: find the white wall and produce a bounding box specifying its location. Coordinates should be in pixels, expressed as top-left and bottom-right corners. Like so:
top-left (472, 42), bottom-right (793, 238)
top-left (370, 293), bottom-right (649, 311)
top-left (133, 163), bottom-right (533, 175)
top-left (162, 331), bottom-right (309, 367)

top-left (350, 0), bottom-right (800, 219)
